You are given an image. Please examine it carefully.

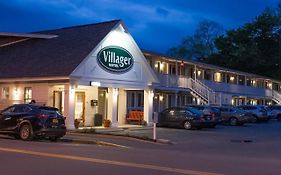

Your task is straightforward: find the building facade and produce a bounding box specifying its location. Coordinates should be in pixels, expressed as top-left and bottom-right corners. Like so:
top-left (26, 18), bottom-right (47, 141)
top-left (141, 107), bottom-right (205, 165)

top-left (0, 20), bottom-right (280, 129)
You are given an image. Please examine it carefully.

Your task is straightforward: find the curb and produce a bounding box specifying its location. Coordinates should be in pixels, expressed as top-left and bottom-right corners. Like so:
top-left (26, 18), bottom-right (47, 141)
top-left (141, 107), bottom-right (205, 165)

top-left (60, 138), bottom-right (130, 148)
top-left (66, 132), bottom-right (173, 145)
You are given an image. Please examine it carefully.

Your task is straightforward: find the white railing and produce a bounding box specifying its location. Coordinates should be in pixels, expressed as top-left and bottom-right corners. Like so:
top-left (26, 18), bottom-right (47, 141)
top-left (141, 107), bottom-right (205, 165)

top-left (188, 78), bottom-right (221, 105)
top-left (272, 90), bottom-right (281, 104)
top-left (156, 73), bottom-right (189, 88)
top-left (155, 73), bottom-right (221, 105)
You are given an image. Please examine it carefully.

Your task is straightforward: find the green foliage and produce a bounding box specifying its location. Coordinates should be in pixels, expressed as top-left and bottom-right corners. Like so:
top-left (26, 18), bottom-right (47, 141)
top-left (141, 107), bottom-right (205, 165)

top-left (206, 2), bottom-right (281, 80)
top-left (167, 19), bottom-right (223, 61)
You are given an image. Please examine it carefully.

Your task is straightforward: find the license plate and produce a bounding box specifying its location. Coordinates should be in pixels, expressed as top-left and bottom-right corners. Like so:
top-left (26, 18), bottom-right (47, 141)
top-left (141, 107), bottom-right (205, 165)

top-left (52, 118), bottom-right (59, 124)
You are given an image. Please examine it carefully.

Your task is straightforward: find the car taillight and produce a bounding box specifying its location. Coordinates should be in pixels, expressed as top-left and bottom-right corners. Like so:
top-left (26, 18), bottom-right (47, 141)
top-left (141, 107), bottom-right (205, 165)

top-left (36, 114), bottom-right (48, 120)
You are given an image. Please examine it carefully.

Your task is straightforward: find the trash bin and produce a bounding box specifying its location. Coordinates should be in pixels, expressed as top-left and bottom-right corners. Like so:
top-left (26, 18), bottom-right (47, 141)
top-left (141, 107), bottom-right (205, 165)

top-left (94, 113), bottom-right (103, 126)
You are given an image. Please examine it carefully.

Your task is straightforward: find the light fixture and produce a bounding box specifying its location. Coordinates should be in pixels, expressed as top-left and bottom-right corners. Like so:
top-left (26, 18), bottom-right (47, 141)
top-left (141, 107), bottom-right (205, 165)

top-left (160, 62), bottom-right (164, 71)
top-left (154, 63), bottom-right (159, 68)
top-left (230, 76), bottom-right (235, 81)
top-left (159, 95), bottom-right (164, 101)
top-left (90, 81), bottom-right (101, 87)
top-left (180, 61), bottom-right (184, 66)
top-left (197, 70), bottom-right (202, 76)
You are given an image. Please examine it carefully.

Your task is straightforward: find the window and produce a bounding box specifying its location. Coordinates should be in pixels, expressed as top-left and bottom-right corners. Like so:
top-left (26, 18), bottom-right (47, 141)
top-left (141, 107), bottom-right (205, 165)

top-left (2, 87), bottom-right (9, 99)
top-left (214, 72), bottom-right (222, 82)
top-left (24, 87), bottom-right (32, 104)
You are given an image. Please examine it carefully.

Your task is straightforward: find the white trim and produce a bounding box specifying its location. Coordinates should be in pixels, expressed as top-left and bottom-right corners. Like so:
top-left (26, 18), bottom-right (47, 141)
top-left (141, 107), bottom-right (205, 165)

top-left (0, 76), bottom-right (69, 83)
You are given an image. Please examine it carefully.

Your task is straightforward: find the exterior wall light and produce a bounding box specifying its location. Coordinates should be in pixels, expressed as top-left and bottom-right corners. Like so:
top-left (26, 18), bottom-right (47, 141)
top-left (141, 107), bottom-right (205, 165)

top-left (230, 76), bottom-right (235, 81)
top-left (160, 62), bottom-right (164, 71)
top-left (197, 70), bottom-right (202, 76)
top-left (180, 61), bottom-right (184, 66)
top-left (154, 63), bottom-right (159, 68)
top-left (159, 95), bottom-right (164, 101)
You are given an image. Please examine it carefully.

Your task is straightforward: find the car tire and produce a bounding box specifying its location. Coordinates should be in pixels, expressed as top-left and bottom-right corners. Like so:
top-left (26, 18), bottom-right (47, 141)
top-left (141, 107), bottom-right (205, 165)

top-left (19, 124), bottom-right (33, 141)
top-left (229, 117), bottom-right (238, 126)
top-left (183, 121), bottom-right (192, 130)
top-left (251, 116), bottom-right (258, 123)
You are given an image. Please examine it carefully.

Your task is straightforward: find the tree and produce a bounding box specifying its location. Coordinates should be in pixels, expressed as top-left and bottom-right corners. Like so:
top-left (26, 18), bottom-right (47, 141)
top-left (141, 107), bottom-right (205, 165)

top-left (206, 2), bottom-right (281, 80)
top-left (167, 19), bottom-right (224, 61)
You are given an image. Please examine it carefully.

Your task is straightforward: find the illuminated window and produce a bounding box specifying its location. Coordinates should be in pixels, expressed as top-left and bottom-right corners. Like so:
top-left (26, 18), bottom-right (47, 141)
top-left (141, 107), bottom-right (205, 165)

top-left (24, 87), bottom-right (32, 104)
top-left (2, 87), bottom-right (9, 99)
top-left (214, 72), bottom-right (222, 82)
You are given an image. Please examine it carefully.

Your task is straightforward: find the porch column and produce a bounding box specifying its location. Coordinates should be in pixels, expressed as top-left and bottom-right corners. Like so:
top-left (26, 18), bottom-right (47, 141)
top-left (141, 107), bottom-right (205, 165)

top-left (107, 87), bottom-right (118, 127)
top-left (64, 84), bottom-right (75, 129)
top-left (118, 88), bottom-right (127, 125)
top-left (144, 89), bottom-right (154, 126)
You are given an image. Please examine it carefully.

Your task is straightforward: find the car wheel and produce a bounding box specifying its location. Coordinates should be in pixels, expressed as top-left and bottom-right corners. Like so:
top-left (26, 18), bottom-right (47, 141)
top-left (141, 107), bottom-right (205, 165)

top-left (251, 116), bottom-right (258, 123)
top-left (229, 117), bottom-right (238, 126)
top-left (183, 121), bottom-right (192, 130)
top-left (19, 124), bottom-right (33, 141)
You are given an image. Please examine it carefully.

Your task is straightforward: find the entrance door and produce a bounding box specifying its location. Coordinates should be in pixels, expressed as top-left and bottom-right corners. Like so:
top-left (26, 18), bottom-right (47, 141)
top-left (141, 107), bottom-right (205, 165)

top-left (98, 88), bottom-right (108, 120)
top-left (75, 92), bottom-right (85, 124)
top-left (53, 91), bottom-right (62, 112)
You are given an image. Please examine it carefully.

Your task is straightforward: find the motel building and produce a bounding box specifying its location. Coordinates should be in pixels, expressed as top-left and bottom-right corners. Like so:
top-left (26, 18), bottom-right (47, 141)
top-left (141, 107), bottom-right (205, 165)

top-left (0, 20), bottom-right (281, 129)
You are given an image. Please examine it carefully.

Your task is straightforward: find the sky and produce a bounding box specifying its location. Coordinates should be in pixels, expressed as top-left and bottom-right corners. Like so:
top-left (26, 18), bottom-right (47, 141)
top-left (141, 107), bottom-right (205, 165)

top-left (0, 0), bottom-right (280, 53)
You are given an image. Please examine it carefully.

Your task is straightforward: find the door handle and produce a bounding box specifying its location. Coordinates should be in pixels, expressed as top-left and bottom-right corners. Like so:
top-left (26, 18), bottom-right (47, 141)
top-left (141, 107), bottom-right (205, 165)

top-left (4, 117), bottom-right (11, 121)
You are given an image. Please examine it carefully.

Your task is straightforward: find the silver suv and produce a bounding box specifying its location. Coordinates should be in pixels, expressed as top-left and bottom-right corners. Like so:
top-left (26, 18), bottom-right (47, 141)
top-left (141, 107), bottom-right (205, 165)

top-left (237, 105), bottom-right (269, 123)
top-left (215, 106), bottom-right (253, 126)
top-left (267, 105), bottom-right (281, 121)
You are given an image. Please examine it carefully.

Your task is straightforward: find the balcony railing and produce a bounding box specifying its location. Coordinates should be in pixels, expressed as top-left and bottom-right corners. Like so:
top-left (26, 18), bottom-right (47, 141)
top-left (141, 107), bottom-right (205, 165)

top-left (155, 73), bottom-right (189, 89)
top-left (201, 80), bottom-right (273, 97)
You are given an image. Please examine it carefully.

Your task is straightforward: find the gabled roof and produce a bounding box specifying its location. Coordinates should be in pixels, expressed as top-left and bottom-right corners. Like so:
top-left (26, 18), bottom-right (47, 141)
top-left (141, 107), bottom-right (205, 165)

top-left (0, 20), bottom-right (120, 79)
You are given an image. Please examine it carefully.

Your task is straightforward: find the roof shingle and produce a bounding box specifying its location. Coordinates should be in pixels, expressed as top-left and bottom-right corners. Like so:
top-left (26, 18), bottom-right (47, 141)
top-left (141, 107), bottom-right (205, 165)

top-left (0, 20), bottom-right (120, 79)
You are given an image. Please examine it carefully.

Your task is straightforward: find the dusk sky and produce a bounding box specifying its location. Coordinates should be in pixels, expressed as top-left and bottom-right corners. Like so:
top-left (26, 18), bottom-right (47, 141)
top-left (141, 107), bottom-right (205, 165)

top-left (0, 0), bottom-right (280, 53)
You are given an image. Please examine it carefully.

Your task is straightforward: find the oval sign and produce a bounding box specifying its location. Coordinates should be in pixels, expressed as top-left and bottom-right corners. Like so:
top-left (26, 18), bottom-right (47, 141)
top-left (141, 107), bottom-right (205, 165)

top-left (97, 46), bottom-right (134, 73)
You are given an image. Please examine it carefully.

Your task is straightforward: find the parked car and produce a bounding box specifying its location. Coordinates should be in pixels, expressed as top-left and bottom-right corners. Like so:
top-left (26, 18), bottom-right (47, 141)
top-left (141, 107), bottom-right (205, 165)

top-left (266, 105), bottom-right (281, 121)
top-left (214, 106), bottom-right (253, 126)
top-left (157, 107), bottom-right (217, 130)
top-left (186, 105), bottom-right (221, 123)
top-left (0, 104), bottom-right (66, 141)
top-left (237, 105), bottom-right (269, 123)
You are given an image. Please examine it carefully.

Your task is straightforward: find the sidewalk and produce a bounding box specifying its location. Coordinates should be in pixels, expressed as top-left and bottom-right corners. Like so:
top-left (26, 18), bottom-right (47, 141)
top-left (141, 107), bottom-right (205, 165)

top-left (63, 126), bottom-right (172, 147)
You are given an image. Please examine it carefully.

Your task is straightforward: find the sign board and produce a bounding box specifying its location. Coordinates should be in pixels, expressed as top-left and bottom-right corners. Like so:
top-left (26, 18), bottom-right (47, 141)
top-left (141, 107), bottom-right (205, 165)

top-left (97, 46), bottom-right (134, 73)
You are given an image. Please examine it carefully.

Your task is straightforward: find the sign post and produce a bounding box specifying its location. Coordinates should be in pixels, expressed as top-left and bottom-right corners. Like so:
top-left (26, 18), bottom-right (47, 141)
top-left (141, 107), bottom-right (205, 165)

top-left (153, 112), bottom-right (158, 141)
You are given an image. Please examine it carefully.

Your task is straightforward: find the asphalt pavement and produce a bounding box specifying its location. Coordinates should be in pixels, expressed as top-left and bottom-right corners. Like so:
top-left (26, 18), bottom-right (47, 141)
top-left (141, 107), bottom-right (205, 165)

top-left (0, 120), bottom-right (280, 175)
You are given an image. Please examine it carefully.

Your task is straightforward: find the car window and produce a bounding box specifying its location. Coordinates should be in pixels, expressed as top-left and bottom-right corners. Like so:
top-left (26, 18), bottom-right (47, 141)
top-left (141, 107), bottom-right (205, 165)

top-left (272, 106), bottom-right (281, 110)
top-left (13, 106), bottom-right (32, 113)
top-left (220, 108), bottom-right (229, 112)
top-left (186, 107), bottom-right (202, 115)
top-left (1, 106), bottom-right (16, 114)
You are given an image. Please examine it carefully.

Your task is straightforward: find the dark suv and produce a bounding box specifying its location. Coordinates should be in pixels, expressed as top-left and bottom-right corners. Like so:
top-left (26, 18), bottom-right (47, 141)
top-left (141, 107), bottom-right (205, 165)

top-left (0, 104), bottom-right (66, 141)
top-left (158, 107), bottom-right (217, 130)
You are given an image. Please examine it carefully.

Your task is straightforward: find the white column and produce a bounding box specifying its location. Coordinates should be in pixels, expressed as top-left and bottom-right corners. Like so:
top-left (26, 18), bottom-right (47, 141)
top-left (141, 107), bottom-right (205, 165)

top-left (144, 89), bottom-right (154, 126)
top-left (107, 88), bottom-right (118, 127)
top-left (118, 88), bottom-right (127, 125)
top-left (63, 84), bottom-right (75, 129)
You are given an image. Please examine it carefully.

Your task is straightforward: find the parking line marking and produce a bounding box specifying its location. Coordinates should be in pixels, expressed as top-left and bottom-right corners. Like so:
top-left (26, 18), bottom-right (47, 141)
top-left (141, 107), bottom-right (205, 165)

top-left (0, 147), bottom-right (223, 175)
